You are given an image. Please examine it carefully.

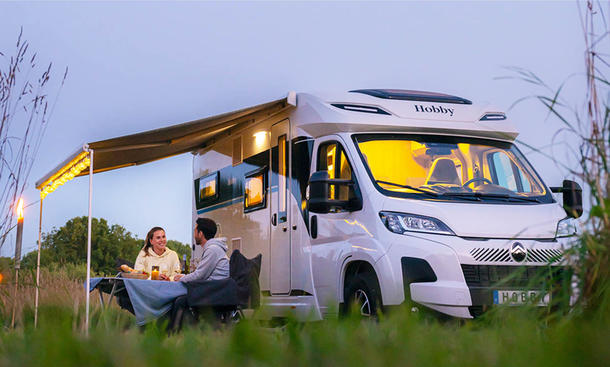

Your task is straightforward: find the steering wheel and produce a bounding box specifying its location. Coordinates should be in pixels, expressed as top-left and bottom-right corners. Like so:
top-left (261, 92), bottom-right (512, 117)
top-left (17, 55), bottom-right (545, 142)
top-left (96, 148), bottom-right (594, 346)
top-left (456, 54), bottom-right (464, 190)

top-left (463, 177), bottom-right (493, 187)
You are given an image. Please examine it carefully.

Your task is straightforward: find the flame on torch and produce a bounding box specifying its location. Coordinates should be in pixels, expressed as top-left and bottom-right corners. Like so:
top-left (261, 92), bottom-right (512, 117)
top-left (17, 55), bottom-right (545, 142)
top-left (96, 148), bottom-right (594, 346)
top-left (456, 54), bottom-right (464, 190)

top-left (16, 198), bottom-right (24, 220)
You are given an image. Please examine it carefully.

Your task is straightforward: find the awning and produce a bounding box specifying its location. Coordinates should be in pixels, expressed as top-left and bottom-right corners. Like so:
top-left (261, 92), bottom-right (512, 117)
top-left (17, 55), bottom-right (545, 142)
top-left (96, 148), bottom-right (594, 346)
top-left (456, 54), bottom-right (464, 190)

top-left (31, 91), bottom-right (296, 332)
top-left (35, 93), bottom-right (296, 193)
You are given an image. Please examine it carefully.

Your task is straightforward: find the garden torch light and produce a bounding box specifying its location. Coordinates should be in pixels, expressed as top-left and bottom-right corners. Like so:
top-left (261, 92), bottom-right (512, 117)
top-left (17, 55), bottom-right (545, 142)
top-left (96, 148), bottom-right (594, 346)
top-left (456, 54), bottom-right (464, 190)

top-left (15, 198), bottom-right (24, 266)
top-left (11, 197), bottom-right (24, 328)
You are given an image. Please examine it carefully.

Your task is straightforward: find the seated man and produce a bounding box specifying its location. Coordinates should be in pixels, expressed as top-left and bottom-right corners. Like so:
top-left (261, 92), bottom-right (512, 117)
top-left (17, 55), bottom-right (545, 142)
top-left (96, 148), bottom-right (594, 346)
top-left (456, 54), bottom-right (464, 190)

top-left (174, 218), bottom-right (229, 282)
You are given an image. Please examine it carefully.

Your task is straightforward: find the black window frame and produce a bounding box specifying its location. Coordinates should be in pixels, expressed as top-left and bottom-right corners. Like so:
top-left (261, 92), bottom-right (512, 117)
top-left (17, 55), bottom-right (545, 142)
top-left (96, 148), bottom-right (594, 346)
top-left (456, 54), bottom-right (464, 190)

top-left (316, 140), bottom-right (354, 180)
top-left (315, 140), bottom-right (362, 210)
top-left (194, 171), bottom-right (220, 209)
top-left (244, 166), bottom-right (268, 213)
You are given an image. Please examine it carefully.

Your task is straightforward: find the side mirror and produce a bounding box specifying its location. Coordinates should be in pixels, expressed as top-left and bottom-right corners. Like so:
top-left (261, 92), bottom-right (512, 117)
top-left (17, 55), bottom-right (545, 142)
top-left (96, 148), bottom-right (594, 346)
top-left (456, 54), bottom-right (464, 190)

top-left (550, 180), bottom-right (583, 218)
top-left (308, 171), bottom-right (362, 214)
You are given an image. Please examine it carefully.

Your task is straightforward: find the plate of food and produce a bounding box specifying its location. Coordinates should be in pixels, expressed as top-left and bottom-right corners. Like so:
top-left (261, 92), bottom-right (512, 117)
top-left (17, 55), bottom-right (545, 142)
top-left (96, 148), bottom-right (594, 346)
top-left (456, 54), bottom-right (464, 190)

top-left (120, 265), bottom-right (149, 279)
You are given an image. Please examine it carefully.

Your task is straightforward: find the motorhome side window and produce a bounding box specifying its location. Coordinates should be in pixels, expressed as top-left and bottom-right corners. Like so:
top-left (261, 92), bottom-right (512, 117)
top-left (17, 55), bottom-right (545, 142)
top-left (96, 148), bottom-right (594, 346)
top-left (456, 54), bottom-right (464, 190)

top-left (486, 151), bottom-right (534, 193)
top-left (194, 172), bottom-right (219, 208)
top-left (317, 142), bottom-right (355, 201)
top-left (244, 167), bottom-right (267, 212)
top-left (277, 135), bottom-right (288, 223)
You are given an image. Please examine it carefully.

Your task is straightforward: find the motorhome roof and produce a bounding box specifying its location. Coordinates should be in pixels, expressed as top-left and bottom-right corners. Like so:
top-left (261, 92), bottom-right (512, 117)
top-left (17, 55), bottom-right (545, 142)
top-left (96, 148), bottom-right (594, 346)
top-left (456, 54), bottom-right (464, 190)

top-left (293, 91), bottom-right (519, 142)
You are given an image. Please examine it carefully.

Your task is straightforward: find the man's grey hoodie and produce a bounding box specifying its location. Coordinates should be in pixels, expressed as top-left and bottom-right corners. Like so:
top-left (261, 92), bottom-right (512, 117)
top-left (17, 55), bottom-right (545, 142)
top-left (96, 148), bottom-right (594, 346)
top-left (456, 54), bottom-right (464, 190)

top-left (179, 237), bottom-right (229, 283)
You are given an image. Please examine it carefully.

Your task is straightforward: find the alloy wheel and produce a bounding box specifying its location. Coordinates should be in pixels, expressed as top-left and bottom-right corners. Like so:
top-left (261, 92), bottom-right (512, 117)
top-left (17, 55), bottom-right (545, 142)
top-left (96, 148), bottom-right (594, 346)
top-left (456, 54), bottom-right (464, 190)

top-left (355, 289), bottom-right (371, 317)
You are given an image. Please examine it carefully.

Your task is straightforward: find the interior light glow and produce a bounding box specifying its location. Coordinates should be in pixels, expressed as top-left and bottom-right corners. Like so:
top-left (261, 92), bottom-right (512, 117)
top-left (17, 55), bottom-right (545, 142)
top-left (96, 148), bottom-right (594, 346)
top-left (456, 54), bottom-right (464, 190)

top-left (253, 131), bottom-right (267, 147)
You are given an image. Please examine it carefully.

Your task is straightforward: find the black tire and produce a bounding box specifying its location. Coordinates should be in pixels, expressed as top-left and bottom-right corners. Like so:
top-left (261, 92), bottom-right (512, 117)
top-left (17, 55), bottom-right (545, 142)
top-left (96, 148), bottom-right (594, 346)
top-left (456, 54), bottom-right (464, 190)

top-left (342, 273), bottom-right (382, 319)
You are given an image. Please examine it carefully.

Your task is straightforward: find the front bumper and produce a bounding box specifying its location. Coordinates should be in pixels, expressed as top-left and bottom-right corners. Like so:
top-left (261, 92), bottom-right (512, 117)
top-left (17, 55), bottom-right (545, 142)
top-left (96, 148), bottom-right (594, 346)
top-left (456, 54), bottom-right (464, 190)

top-left (461, 264), bottom-right (571, 317)
top-left (392, 234), bottom-right (573, 318)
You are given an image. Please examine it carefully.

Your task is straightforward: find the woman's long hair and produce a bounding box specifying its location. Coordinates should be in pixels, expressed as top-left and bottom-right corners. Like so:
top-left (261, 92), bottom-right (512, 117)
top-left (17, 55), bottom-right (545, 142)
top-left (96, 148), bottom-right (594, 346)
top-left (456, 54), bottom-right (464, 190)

top-left (143, 226), bottom-right (165, 256)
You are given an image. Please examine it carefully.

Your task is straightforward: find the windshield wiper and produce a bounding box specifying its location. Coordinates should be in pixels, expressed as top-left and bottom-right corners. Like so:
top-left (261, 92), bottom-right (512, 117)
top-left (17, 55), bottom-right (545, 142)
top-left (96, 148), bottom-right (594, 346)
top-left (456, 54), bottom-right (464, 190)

top-left (441, 192), bottom-right (541, 203)
top-left (498, 195), bottom-right (542, 203)
top-left (375, 180), bottom-right (439, 197)
top-left (375, 180), bottom-right (541, 203)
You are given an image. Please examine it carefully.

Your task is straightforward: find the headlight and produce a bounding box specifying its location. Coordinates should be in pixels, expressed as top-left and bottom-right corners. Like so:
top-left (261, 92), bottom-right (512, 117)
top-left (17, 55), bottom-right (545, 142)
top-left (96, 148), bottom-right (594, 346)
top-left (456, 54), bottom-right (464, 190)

top-left (379, 211), bottom-right (455, 236)
top-left (556, 217), bottom-right (578, 238)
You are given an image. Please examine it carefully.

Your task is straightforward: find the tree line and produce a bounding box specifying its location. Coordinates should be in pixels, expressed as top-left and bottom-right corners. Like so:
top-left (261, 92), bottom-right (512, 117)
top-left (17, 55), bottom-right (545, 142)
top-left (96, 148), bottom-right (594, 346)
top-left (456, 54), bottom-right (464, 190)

top-left (15, 216), bottom-right (191, 275)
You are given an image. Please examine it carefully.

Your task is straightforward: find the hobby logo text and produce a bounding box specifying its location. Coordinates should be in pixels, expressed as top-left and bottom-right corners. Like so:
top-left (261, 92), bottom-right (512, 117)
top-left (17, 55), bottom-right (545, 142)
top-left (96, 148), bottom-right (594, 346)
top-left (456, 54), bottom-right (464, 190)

top-left (414, 104), bottom-right (454, 116)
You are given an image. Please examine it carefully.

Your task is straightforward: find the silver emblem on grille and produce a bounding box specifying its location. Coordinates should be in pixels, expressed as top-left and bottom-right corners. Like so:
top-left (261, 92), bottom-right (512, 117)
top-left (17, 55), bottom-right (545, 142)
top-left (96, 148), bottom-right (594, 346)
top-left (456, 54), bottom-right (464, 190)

top-left (510, 242), bottom-right (527, 262)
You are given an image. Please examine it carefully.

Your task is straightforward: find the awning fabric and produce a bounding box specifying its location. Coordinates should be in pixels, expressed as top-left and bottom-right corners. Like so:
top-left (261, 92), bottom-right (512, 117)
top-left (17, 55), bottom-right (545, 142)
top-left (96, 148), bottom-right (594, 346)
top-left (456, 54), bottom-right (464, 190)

top-left (36, 95), bottom-right (294, 190)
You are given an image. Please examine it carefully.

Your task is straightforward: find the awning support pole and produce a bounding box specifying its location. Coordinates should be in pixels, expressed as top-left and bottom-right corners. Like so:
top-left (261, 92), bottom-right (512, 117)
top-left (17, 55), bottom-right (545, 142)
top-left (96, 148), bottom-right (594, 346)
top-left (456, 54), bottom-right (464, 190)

top-left (34, 197), bottom-right (43, 328)
top-left (85, 149), bottom-right (93, 335)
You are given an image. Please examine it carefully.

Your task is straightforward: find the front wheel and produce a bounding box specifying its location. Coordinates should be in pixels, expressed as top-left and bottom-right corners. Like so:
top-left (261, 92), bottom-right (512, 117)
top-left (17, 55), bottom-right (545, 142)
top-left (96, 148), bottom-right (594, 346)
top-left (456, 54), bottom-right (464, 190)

top-left (342, 273), bottom-right (382, 319)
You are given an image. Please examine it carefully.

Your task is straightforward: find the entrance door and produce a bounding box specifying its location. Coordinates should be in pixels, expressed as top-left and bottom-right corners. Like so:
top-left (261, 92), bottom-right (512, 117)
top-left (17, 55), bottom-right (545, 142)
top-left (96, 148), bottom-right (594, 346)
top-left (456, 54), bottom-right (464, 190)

top-left (270, 120), bottom-right (291, 294)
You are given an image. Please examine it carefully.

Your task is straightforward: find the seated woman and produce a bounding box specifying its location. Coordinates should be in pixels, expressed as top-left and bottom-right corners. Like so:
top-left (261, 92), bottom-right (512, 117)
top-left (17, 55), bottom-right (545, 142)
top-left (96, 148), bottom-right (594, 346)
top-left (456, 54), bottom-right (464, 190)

top-left (134, 226), bottom-right (181, 281)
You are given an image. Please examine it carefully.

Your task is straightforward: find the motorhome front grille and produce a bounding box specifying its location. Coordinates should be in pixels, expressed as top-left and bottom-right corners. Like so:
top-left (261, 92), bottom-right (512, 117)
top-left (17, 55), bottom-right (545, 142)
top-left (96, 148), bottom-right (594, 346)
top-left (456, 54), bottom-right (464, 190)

top-left (469, 248), bottom-right (563, 263)
top-left (461, 264), bottom-right (565, 288)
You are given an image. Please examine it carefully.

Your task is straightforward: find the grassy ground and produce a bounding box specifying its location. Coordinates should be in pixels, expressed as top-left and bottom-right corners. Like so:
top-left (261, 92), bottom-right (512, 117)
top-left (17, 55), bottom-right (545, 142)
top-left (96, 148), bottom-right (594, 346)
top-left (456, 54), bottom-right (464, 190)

top-left (0, 268), bottom-right (608, 367)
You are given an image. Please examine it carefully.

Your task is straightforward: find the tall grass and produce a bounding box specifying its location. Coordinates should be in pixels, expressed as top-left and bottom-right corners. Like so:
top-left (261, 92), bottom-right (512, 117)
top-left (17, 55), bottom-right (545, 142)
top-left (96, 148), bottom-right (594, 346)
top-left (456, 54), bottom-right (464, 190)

top-left (0, 265), bottom-right (109, 330)
top-left (0, 277), bottom-right (609, 366)
top-left (0, 266), bottom-right (608, 366)
top-left (501, 1), bottom-right (610, 316)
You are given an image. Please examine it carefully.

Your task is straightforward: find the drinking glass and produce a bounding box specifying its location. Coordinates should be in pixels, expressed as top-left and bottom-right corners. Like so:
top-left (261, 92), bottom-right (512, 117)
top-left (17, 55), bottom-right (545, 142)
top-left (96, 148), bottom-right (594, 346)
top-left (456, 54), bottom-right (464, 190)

top-left (160, 264), bottom-right (169, 278)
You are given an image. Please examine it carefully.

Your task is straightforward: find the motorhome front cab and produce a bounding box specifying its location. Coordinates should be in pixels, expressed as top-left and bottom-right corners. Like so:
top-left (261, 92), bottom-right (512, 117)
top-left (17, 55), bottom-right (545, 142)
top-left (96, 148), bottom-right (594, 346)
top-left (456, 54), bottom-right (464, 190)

top-left (191, 89), bottom-right (582, 319)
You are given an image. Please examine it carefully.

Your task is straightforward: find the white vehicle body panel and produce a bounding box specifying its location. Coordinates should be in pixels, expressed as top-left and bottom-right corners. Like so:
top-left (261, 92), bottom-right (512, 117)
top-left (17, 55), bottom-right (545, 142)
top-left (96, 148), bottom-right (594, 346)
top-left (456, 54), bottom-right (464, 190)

top-left (191, 90), bottom-right (573, 320)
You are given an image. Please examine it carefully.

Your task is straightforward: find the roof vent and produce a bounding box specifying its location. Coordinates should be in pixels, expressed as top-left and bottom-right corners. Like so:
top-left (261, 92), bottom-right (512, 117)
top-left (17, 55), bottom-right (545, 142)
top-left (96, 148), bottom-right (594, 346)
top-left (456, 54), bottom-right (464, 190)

top-left (479, 113), bottom-right (506, 121)
top-left (330, 103), bottom-right (391, 115)
top-left (350, 89), bottom-right (472, 105)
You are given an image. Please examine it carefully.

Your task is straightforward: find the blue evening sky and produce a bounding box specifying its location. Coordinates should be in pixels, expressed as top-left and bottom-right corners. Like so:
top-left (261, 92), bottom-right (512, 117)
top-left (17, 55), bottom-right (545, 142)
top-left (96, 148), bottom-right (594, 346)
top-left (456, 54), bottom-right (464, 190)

top-left (0, 1), bottom-right (586, 258)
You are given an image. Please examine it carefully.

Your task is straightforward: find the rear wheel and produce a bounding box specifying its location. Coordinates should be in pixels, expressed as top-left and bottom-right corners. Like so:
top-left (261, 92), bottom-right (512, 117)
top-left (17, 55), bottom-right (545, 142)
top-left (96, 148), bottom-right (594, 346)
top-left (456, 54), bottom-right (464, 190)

top-left (342, 273), bottom-right (382, 319)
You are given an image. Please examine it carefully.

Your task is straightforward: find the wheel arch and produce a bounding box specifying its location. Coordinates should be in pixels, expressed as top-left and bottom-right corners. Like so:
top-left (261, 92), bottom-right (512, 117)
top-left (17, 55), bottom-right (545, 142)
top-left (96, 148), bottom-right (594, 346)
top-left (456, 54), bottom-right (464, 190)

top-left (340, 260), bottom-right (382, 306)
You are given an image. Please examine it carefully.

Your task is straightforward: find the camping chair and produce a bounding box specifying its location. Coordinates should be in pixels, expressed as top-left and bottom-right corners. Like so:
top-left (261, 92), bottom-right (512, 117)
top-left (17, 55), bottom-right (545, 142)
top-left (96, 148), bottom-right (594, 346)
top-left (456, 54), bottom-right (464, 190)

top-left (168, 250), bottom-right (262, 332)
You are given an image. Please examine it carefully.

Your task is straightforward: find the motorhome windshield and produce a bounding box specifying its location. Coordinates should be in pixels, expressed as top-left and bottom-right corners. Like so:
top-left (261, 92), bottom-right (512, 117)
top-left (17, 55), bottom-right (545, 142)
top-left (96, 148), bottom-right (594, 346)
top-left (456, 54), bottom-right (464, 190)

top-left (354, 134), bottom-right (553, 204)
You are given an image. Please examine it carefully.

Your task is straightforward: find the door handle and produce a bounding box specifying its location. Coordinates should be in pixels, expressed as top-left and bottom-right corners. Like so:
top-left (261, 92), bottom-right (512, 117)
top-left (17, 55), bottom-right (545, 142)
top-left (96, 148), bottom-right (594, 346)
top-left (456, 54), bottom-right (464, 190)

top-left (272, 213), bottom-right (277, 226)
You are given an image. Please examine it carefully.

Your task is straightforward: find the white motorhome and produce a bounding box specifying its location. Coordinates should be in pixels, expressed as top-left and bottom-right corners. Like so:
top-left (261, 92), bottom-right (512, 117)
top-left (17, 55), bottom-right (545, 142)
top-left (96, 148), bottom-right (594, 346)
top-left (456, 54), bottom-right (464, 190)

top-left (191, 89), bottom-right (581, 319)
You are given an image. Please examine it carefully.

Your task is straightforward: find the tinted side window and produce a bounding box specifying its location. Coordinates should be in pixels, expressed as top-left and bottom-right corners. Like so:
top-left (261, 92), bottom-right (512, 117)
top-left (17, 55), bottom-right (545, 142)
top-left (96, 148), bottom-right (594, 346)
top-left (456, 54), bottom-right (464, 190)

top-left (317, 141), bottom-right (356, 202)
top-left (491, 152), bottom-right (518, 190)
top-left (244, 167), bottom-right (267, 212)
top-left (194, 171), bottom-right (219, 209)
top-left (488, 151), bottom-right (533, 193)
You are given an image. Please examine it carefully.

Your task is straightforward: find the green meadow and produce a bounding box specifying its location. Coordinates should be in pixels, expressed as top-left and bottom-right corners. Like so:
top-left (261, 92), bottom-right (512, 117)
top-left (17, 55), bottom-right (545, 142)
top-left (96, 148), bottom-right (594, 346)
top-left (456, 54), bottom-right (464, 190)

top-left (0, 266), bottom-right (608, 367)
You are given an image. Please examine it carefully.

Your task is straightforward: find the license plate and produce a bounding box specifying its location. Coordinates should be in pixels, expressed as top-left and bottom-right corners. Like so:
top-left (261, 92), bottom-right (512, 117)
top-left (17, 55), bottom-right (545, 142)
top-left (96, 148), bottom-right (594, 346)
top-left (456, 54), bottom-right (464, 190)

top-left (493, 290), bottom-right (550, 306)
